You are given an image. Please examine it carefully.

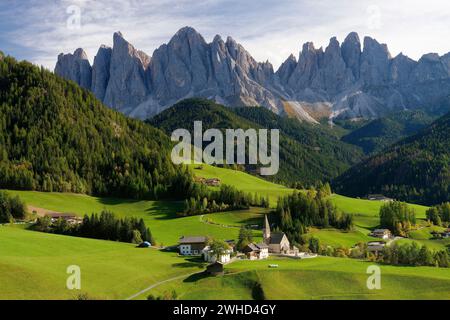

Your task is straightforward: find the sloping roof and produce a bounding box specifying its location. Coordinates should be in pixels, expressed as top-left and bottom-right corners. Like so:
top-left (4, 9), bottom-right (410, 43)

top-left (269, 232), bottom-right (287, 245)
top-left (247, 243), bottom-right (260, 251)
top-left (179, 236), bottom-right (207, 244)
top-left (256, 243), bottom-right (268, 249)
top-left (242, 243), bottom-right (262, 253)
top-left (372, 229), bottom-right (390, 233)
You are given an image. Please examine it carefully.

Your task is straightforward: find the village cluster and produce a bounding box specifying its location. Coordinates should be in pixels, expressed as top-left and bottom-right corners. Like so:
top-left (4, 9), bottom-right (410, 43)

top-left (178, 215), bottom-right (314, 274)
top-left (34, 193), bottom-right (450, 274)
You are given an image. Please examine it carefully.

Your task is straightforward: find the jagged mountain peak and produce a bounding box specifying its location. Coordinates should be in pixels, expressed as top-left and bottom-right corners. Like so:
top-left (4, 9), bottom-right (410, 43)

top-left (57, 48), bottom-right (89, 61)
top-left (55, 48), bottom-right (92, 89)
top-left (225, 35), bottom-right (237, 45)
top-left (114, 31), bottom-right (124, 39)
top-left (287, 53), bottom-right (297, 61)
top-left (328, 36), bottom-right (339, 45)
top-left (301, 41), bottom-right (317, 53)
top-left (343, 32), bottom-right (361, 44)
top-left (174, 26), bottom-right (201, 37)
top-left (113, 31), bottom-right (132, 50)
top-left (420, 52), bottom-right (441, 62)
top-left (325, 37), bottom-right (341, 55)
top-left (213, 34), bottom-right (223, 43)
top-left (111, 31), bottom-right (150, 69)
top-left (74, 48), bottom-right (89, 60)
top-left (55, 29), bottom-right (450, 122)
top-left (363, 36), bottom-right (391, 58)
top-left (169, 26), bottom-right (207, 46)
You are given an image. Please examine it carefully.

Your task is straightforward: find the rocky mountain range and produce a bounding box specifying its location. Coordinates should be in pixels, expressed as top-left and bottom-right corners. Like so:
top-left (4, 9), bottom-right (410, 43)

top-left (55, 27), bottom-right (450, 122)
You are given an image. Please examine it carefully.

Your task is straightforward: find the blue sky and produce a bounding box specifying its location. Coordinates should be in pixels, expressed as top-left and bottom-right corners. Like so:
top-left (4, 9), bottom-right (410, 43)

top-left (1, 0), bottom-right (450, 70)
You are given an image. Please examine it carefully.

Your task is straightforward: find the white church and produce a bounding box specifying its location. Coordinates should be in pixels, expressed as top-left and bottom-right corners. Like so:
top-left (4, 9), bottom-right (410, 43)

top-left (262, 215), bottom-right (291, 254)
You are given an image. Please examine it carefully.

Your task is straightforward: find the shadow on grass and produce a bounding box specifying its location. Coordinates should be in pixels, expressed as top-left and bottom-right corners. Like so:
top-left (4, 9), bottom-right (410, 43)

top-left (183, 271), bottom-right (211, 283)
top-left (97, 197), bottom-right (142, 206)
top-left (172, 262), bottom-right (201, 268)
top-left (95, 195), bottom-right (184, 221)
top-left (145, 201), bottom-right (184, 220)
top-left (172, 257), bottom-right (205, 267)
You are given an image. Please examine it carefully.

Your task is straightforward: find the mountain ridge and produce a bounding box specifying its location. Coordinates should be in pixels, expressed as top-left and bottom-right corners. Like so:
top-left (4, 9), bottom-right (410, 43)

top-left (341, 110), bottom-right (435, 154)
top-left (333, 110), bottom-right (450, 205)
top-left (55, 27), bottom-right (450, 122)
top-left (149, 98), bottom-right (364, 186)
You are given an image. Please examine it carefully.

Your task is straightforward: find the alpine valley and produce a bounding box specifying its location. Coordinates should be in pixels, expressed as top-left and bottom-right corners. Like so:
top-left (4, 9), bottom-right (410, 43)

top-left (1, 25), bottom-right (450, 302)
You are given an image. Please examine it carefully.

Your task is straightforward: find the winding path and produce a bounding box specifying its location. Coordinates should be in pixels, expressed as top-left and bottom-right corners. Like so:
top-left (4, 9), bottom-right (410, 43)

top-left (125, 272), bottom-right (198, 300)
top-left (199, 214), bottom-right (258, 229)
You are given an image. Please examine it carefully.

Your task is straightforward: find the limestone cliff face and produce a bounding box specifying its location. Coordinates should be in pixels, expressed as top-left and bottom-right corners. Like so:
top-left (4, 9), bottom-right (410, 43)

top-left (91, 45), bottom-right (112, 102)
top-left (55, 48), bottom-right (92, 89)
top-left (55, 28), bottom-right (450, 122)
top-left (103, 32), bottom-right (150, 115)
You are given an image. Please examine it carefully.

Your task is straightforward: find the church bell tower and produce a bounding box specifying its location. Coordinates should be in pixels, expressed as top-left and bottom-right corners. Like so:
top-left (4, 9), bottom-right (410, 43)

top-left (263, 215), bottom-right (271, 244)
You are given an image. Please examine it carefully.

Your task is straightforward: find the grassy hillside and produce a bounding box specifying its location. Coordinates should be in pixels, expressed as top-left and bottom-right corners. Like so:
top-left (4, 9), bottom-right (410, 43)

top-left (0, 165), bottom-right (445, 301)
top-left (150, 98), bottom-right (363, 186)
top-left (192, 165), bottom-right (429, 226)
top-left (6, 189), bottom-right (261, 246)
top-left (330, 194), bottom-right (428, 228)
top-left (189, 164), bottom-right (293, 205)
top-left (142, 256), bottom-right (450, 300)
top-left (0, 226), bottom-right (205, 300)
top-left (2, 226), bottom-right (448, 300)
top-left (204, 207), bottom-right (267, 228)
top-left (7, 164), bottom-right (432, 250)
top-left (190, 166), bottom-right (446, 250)
top-left (305, 228), bottom-right (377, 248)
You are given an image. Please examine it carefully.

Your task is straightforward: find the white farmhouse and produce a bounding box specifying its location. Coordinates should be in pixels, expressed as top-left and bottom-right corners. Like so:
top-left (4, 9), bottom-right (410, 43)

top-left (202, 246), bottom-right (232, 264)
top-left (370, 229), bottom-right (392, 240)
top-left (179, 236), bottom-right (208, 255)
top-left (242, 243), bottom-right (269, 260)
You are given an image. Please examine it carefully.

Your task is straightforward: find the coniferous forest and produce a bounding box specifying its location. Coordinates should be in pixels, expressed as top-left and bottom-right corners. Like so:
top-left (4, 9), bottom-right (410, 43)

top-left (0, 55), bottom-right (196, 200)
top-left (275, 185), bottom-right (353, 245)
top-left (33, 210), bottom-right (154, 244)
top-left (334, 111), bottom-right (450, 205)
top-left (150, 98), bottom-right (364, 187)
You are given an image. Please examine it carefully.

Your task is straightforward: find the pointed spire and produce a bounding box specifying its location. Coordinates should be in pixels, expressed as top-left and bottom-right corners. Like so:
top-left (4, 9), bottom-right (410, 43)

top-left (263, 215), bottom-right (271, 243)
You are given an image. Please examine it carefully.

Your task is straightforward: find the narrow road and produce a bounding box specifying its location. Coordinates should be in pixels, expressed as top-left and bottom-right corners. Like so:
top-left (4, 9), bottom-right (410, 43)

top-left (199, 214), bottom-right (255, 229)
top-left (125, 272), bottom-right (198, 300)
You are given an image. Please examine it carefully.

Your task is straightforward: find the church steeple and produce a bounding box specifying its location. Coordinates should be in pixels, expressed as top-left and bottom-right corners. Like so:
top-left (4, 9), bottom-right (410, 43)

top-left (263, 215), bottom-right (271, 243)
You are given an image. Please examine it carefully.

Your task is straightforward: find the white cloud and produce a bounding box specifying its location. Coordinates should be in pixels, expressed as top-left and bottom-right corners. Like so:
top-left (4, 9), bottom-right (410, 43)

top-left (2, 0), bottom-right (450, 70)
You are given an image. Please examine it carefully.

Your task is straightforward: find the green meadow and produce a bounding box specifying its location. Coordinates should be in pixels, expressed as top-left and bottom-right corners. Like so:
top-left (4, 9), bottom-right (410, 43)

top-left (0, 226), bottom-right (204, 300)
top-left (204, 207), bottom-right (268, 227)
top-left (330, 194), bottom-right (429, 229)
top-left (141, 256), bottom-right (450, 300)
top-left (305, 228), bottom-right (378, 248)
top-left (2, 225), bottom-right (448, 300)
top-left (1, 165), bottom-right (448, 300)
top-left (4, 164), bottom-right (437, 251)
top-left (189, 164), bottom-right (294, 205)
top-left (6, 190), bottom-right (257, 246)
top-left (192, 164), bottom-right (429, 222)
